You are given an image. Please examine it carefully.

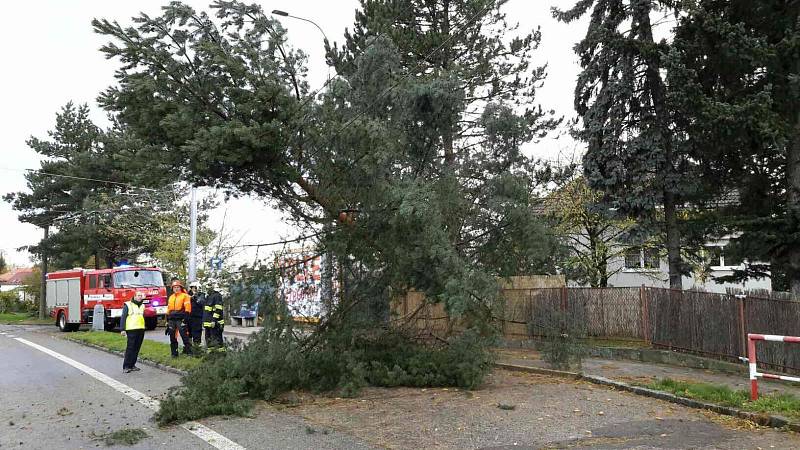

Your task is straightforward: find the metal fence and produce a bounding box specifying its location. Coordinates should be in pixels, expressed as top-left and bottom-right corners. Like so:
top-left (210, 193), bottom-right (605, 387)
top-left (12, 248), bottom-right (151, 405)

top-left (393, 286), bottom-right (800, 374)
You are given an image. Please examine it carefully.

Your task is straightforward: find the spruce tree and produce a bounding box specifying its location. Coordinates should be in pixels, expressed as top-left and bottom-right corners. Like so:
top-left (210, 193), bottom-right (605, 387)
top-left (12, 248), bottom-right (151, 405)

top-left (668, 0), bottom-right (800, 293)
top-left (554, 0), bottom-right (697, 289)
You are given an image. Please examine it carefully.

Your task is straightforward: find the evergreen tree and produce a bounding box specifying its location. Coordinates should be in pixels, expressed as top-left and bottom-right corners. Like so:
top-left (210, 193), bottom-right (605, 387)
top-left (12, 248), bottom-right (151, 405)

top-left (668, 0), bottom-right (800, 294)
top-left (5, 103), bottom-right (176, 269)
top-left (94, 0), bottom-right (563, 323)
top-left (554, 0), bottom-right (698, 289)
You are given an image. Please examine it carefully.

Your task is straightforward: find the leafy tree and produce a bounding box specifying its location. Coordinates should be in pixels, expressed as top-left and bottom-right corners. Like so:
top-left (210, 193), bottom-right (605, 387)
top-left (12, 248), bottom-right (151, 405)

top-left (667, 0), bottom-right (800, 294)
top-left (546, 176), bottom-right (633, 287)
top-left (554, 0), bottom-right (700, 289)
top-left (0, 252), bottom-right (6, 274)
top-left (151, 196), bottom-right (217, 281)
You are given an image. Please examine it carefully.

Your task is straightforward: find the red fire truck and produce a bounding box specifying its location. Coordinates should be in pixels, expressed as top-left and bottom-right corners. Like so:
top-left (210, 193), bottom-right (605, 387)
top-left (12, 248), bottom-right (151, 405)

top-left (46, 266), bottom-right (168, 332)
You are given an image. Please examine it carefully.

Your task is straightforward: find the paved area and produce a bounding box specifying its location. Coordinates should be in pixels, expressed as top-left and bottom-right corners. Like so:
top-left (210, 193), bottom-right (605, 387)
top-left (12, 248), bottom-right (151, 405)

top-left (0, 324), bottom-right (374, 450)
top-left (497, 348), bottom-right (800, 397)
top-left (6, 323), bottom-right (800, 449)
top-left (290, 370), bottom-right (800, 449)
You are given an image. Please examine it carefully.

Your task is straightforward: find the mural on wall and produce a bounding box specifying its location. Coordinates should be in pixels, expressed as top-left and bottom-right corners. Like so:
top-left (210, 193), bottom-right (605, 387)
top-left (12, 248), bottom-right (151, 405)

top-left (277, 249), bottom-right (325, 318)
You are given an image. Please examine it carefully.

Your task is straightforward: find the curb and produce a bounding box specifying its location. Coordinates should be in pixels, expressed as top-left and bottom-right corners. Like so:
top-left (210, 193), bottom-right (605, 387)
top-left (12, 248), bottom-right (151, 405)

top-left (496, 362), bottom-right (800, 432)
top-left (64, 337), bottom-right (189, 376)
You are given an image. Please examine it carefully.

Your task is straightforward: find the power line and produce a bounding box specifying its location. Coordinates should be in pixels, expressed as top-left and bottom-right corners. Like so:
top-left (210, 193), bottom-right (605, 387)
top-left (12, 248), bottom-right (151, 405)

top-left (221, 232), bottom-right (321, 249)
top-left (0, 166), bottom-right (172, 192)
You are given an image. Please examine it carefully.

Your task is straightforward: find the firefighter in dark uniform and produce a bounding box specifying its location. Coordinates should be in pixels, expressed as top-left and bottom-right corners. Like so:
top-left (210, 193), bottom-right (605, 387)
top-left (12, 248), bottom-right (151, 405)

top-left (187, 282), bottom-right (205, 347)
top-left (203, 281), bottom-right (225, 351)
top-left (166, 280), bottom-right (193, 357)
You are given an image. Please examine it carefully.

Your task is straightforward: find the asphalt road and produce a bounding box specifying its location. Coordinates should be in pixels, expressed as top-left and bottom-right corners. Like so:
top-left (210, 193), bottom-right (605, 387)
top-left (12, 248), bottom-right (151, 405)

top-left (6, 323), bottom-right (800, 449)
top-left (0, 324), bottom-right (374, 450)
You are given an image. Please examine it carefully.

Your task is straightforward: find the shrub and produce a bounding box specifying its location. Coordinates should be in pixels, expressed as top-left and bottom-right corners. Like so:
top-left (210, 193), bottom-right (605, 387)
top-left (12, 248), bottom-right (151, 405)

top-left (155, 326), bottom-right (494, 425)
top-left (537, 309), bottom-right (587, 371)
top-left (0, 291), bottom-right (35, 314)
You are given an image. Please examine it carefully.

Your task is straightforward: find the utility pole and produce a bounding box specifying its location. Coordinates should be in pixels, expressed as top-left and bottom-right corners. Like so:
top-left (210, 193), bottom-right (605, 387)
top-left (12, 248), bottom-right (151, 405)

top-left (39, 226), bottom-right (49, 320)
top-left (188, 187), bottom-right (198, 284)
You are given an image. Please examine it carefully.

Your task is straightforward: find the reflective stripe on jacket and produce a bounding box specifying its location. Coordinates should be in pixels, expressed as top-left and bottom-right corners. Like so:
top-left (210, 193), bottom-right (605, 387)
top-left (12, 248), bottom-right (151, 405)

top-left (203, 290), bottom-right (224, 327)
top-left (124, 301), bottom-right (145, 330)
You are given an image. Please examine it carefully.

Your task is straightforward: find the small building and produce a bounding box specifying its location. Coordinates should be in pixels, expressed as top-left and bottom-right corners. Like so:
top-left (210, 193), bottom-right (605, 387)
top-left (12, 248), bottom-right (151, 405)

top-left (0, 267), bottom-right (36, 302)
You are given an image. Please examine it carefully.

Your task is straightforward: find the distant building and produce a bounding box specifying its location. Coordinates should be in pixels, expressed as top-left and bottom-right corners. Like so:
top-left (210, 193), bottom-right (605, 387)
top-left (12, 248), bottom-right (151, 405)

top-left (606, 236), bottom-right (771, 294)
top-left (0, 267), bottom-right (35, 301)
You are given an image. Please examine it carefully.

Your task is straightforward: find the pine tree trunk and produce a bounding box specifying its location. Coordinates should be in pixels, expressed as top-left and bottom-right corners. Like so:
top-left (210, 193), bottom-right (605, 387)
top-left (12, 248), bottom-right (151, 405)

top-left (39, 226), bottom-right (49, 320)
top-left (636, 0), bottom-right (683, 290)
top-left (788, 112), bottom-right (800, 297)
top-left (664, 191), bottom-right (683, 290)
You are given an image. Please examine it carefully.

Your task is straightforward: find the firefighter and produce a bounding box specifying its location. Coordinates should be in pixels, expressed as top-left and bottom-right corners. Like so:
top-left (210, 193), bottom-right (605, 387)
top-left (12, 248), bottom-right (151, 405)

top-left (166, 280), bottom-right (193, 357)
top-left (120, 291), bottom-right (146, 373)
top-left (203, 281), bottom-right (225, 351)
top-left (187, 282), bottom-right (205, 346)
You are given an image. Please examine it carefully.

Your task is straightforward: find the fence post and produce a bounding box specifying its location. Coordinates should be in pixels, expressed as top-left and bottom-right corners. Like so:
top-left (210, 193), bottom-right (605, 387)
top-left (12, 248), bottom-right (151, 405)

top-left (640, 285), bottom-right (650, 344)
top-left (737, 294), bottom-right (747, 357)
top-left (560, 285), bottom-right (567, 311)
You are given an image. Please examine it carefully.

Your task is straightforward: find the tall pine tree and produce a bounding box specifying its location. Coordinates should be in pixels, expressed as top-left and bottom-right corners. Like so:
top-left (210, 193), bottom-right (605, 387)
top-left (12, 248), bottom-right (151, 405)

top-left (5, 103), bottom-right (176, 269)
top-left (95, 0), bottom-right (563, 322)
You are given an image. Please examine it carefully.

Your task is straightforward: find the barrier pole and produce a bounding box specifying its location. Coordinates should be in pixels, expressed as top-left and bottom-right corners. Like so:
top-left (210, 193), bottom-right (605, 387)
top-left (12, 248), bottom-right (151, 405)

top-left (747, 334), bottom-right (758, 400)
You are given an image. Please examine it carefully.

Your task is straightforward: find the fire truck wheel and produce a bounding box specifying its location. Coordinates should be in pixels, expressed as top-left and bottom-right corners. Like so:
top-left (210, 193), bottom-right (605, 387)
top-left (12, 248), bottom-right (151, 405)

top-left (57, 312), bottom-right (69, 332)
top-left (145, 317), bottom-right (158, 331)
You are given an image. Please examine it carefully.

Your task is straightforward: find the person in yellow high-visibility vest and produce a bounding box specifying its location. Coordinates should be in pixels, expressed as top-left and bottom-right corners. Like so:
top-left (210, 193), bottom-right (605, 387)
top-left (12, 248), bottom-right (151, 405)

top-left (120, 291), bottom-right (146, 373)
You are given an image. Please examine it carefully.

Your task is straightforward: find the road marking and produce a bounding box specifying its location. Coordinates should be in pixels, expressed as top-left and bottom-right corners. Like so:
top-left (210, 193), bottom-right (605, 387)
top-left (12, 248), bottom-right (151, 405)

top-left (13, 337), bottom-right (246, 450)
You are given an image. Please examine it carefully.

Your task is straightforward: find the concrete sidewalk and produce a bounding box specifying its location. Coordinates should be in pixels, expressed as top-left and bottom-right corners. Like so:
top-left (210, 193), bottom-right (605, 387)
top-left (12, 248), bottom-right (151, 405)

top-left (497, 348), bottom-right (800, 398)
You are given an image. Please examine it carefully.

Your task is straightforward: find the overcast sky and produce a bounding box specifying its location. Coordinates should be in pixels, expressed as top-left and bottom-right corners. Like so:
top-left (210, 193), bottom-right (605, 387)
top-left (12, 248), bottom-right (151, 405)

top-left (0, 0), bottom-right (588, 268)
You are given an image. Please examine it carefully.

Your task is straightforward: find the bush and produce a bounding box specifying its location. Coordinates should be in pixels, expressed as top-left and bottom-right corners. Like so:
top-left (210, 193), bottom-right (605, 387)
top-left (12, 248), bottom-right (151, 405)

top-left (0, 291), bottom-right (35, 314)
top-left (536, 310), bottom-right (587, 371)
top-left (155, 327), bottom-right (495, 426)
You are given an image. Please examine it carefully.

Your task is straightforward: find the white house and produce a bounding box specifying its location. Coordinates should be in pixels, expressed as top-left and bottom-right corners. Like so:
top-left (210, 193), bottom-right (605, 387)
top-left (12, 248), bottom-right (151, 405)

top-left (606, 237), bottom-right (771, 293)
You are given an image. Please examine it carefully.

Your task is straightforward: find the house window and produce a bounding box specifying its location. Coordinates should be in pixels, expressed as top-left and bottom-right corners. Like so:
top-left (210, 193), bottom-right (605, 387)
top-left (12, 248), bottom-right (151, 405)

top-left (643, 248), bottom-right (660, 269)
top-left (705, 246), bottom-right (723, 267)
top-left (624, 248), bottom-right (642, 269)
top-left (624, 247), bottom-right (660, 270)
top-left (723, 248), bottom-right (744, 267)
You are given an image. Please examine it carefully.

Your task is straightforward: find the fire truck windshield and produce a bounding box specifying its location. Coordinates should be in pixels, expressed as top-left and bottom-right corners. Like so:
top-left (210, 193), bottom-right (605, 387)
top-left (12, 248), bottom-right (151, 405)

top-left (113, 270), bottom-right (164, 288)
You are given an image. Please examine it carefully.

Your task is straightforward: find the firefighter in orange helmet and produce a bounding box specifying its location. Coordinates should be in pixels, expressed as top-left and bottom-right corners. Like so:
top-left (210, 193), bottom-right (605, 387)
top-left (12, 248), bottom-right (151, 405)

top-left (166, 280), bottom-right (193, 357)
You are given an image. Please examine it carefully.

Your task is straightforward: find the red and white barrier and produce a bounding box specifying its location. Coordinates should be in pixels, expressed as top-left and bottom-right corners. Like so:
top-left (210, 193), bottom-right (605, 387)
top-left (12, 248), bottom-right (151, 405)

top-left (747, 333), bottom-right (800, 400)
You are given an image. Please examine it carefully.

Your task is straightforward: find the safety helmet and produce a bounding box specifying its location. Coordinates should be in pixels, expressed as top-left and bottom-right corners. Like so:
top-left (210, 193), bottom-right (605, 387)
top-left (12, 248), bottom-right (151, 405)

top-left (171, 280), bottom-right (184, 290)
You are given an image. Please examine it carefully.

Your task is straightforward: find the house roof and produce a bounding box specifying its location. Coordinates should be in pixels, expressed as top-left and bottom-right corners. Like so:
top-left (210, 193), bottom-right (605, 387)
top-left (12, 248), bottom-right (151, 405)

top-left (0, 267), bottom-right (35, 285)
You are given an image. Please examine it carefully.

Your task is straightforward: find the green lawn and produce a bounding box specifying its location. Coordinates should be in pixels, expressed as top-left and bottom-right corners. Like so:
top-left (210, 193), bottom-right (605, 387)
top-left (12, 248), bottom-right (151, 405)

top-left (645, 378), bottom-right (800, 420)
top-left (0, 312), bottom-right (54, 325)
top-left (66, 331), bottom-right (202, 372)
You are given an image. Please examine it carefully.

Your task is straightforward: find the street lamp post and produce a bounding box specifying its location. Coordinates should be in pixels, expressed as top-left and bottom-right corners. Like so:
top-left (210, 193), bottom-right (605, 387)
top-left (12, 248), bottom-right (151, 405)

top-left (271, 10), bottom-right (331, 81)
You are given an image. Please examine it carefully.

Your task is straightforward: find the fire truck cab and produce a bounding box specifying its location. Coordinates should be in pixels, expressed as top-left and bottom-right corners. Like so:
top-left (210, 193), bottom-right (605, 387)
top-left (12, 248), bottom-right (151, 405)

top-left (46, 266), bottom-right (168, 332)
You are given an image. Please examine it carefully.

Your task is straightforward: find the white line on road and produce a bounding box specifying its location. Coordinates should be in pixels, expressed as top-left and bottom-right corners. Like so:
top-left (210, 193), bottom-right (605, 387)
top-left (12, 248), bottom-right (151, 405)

top-left (13, 337), bottom-right (246, 450)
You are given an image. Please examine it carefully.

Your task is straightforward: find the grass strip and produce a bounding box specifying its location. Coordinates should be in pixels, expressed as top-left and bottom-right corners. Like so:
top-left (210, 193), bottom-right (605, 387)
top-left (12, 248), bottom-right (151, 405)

top-left (66, 330), bottom-right (202, 372)
top-left (645, 378), bottom-right (800, 420)
top-left (0, 312), bottom-right (54, 325)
